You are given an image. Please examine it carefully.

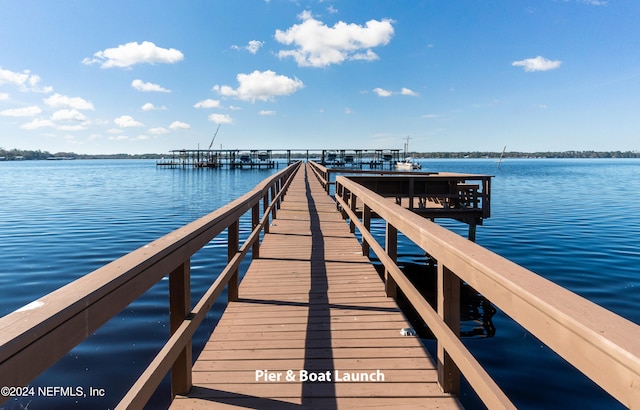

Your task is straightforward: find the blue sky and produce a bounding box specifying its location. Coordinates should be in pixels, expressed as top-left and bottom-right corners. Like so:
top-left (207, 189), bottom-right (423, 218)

top-left (1, 0), bottom-right (638, 154)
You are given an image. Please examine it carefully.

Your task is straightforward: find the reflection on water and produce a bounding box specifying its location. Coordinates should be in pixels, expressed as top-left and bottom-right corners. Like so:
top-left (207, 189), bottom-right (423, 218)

top-left (370, 256), bottom-right (497, 339)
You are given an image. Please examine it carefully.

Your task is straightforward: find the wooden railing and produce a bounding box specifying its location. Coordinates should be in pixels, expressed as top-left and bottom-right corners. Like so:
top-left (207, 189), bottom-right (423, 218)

top-left (0, 161), bottom-right (302, 409)
top-left (332, 174), bottom-right (640, 409)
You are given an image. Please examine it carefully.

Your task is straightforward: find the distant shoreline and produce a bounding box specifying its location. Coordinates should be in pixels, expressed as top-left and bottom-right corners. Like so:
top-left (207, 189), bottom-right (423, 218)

top-left (1, 149), bottom-right (638, 161)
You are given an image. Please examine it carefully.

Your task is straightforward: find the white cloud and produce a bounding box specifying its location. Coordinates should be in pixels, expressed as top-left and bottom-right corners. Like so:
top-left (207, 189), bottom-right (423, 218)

top-left (131, 79), bottom-right (171, 92)
top-left (512, 56), bottom-right (562, 72)
top-left (208, 113), bottom-right (233, 124)
top-left (0, 68), bottom-right (29, 87)
top-left (401, 87), bottom-right (419, 96)
top-left (231, 40), bottom-right (264, 54)
top-left (44, 93), bottom-right (94, 110)
top-left (259, 110), bottom-right (276, 116)
top-left (20, 118), bottom-right (56, 129)
top-left (373, 87), bottom-right (418, 97)
top-left (194, 99), bottom-right (221, 109)
top-left (246, 40), bottom-right (264, 54)
top-left (148, 127), bottom-right (170, 135)
top-left (0, 106), bottom-right (42, 117)
top-left (82, 41), bottom-right (184, 69)
top-left (0, 93), bottom-right (10, 100)
top-left (108, 135), bottom-right (130, 141)
top-left (275, 11), bottom-right (394, 67)
top-left (107, 134), bottom-right (150, 141)
top-left (114, 115), bottom-right (144, 127)
top-left (169, 121), bottom-right (190, 130)
top-left (51, 109), bottom-right (87, 122)
top-left (141, 102), bottom-right (166, 111)
top-left (57, 124), bottom-right (88, 131)
top-left (0, 67), bottom-right (53, 93)
top-left (213, 70), bottom-right (303, 102)
top-left (373, 88), bottom-right (392, 97)
top-left (573, 0), bottom-right (607, 5)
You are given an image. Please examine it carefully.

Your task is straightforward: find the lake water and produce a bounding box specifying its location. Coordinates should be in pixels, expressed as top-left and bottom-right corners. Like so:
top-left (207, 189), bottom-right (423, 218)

top-left (1, 158), bottom-right (638, 409)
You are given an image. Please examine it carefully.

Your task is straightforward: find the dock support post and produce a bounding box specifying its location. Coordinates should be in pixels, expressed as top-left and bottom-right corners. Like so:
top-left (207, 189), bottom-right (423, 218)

top-left (409, 178), bottom-right (415, 210)
top-left (169, 261), bottom-right (192, 397)
top-left (437, 264), bottom-right (461, 395)
top-left (385, 222), bottom-right (398, 298)
top-left (362, 205), bottom-right (371, 257)
top-left (228, 221), bottom-right (239, 302)
top-left (468, 220), bottom-right (477, 242)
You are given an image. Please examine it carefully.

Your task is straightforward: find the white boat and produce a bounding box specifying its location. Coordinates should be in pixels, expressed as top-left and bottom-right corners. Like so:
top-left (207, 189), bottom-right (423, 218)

top-left (396, 157), bottom-right (421, 170)
top-left (396, 136), bottom-right (421, 170)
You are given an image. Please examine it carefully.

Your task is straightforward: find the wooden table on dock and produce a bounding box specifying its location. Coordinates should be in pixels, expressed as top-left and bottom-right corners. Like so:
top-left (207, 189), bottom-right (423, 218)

top-left (170, 164), bottom-right (462, 409)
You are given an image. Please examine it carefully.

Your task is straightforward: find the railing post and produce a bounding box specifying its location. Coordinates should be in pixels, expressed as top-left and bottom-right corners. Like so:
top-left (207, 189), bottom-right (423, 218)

top-left (169, 261), bottom-right (192, 397)
top-left (276, 179), bottom-right (282, 208)
top-left (325, 170), bottom-right (331, 194)
top-left (263, 192), bottom-right (270, 234)
top-left (341, 188), bottom-right (349, 220)
top-left (437, 263), bottom-right (461, 395)
top-left (362, 204), bottom-right (371, 257)
top-left (228, 220), bottom-right (239, 302)
top-left (270, 185), bottom-right (277, 220)
top-left (349, 192), bottom-right (357, 233)
top-left (252, 203), bottom-right (260, 259)
top-left (385, 222), bottom-right (398, 298)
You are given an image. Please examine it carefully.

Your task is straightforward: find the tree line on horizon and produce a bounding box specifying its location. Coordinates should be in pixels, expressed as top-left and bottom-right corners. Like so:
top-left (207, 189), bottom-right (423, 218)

top-left (0, 148), bottom-right (162, 160)
top-left (1, 147), bottom-right (638, 161)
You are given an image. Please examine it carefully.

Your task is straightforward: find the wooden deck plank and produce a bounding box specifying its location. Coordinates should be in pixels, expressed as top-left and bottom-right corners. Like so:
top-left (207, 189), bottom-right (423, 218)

top-left (171, 397), bottom-right (461, 410)
top-left (190, 369), bottom-right (437, 384)
top-left (191, 358), bottom-right (436, 372)
top-left (170, 164), bottom-right (462, 409)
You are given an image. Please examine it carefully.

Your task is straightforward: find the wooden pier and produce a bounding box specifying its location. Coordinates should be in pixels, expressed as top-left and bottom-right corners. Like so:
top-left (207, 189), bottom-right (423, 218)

top-left (156, 149), bottom-right (278, 169)
top-left (156, 149), bottom-right (404, 169)
top-left (169, 165), bottom-right (461, 409)
top-left (1, 161), bottom-right (640, 410)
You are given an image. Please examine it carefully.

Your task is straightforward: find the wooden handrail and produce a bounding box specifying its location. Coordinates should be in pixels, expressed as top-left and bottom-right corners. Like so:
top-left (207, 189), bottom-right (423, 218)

top-left (308, 160), bottom-right (330, 192)
top-left (334, 175), bottom-right (640, 409)
top-left (0, 161), bottom-right (302, 408)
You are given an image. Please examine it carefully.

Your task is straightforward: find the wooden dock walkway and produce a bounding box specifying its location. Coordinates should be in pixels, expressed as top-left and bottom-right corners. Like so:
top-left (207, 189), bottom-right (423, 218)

top-left (170, 164), bottom-right (462, 409)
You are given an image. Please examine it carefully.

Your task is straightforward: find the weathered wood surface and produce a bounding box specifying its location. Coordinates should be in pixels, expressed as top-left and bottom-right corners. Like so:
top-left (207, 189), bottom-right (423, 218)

top-left (170, 164), bottom-right (462, 409)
